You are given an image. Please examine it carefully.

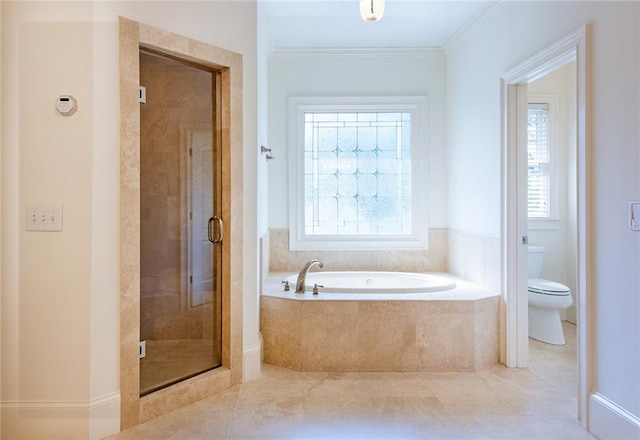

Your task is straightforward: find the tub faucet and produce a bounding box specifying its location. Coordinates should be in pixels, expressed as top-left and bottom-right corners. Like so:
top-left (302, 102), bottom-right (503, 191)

top-left (295, 259), bottom-right (324, 294)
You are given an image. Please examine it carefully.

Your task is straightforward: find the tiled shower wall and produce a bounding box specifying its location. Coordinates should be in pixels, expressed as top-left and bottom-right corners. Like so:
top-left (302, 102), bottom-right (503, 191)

top-left (139, 52), bottom-right (213, 342)
top-left (266, 228), bottom-right (500, 291)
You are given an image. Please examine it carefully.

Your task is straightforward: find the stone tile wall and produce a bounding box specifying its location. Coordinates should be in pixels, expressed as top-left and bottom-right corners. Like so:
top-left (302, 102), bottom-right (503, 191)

top-left (268, 229), bottom-right (448, 273)
top-left (267, 228), bottom-right (500, 292)
top-left (261, 296), bottom-right (499, 372)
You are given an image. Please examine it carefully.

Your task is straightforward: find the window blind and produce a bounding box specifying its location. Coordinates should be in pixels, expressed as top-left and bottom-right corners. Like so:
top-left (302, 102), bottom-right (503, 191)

top-left (527, 103), bottom-right (550, 217)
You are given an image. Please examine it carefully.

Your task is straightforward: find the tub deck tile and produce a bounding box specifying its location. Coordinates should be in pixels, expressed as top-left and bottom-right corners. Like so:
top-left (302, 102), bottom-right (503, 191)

top-left (261, 275), bottom-right (499, 373)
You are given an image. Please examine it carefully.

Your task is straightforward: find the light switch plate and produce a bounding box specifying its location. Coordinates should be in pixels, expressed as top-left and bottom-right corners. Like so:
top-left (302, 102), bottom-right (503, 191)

top-left (630, 201), bottom-right (640, 231)
top-left (26, 205), bottom-right (63, 231)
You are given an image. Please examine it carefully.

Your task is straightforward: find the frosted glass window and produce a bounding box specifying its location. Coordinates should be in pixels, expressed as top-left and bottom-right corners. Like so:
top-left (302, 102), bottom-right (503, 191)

top-left (303, 111), bottom-right (412, 236)
top-left (289, 96), bottom-right (428, 250)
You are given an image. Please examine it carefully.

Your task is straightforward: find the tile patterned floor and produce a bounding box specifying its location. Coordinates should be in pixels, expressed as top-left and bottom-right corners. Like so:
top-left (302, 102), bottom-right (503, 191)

top-left (108, 322), bottom-right (594, 439)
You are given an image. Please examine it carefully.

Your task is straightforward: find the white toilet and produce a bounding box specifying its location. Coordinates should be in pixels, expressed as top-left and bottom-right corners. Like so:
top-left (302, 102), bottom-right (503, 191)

top-left (528, 245), bottom-right (573, 345)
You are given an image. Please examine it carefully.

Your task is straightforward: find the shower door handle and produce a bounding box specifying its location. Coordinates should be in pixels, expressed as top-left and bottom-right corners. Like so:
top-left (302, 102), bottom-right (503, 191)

top-left (207, 216), bottom-right (223, 244)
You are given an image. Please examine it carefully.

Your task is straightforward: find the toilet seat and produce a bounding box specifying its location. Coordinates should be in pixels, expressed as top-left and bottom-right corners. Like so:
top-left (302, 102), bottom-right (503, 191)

top-left (528, 278), bottom-right (570, 296)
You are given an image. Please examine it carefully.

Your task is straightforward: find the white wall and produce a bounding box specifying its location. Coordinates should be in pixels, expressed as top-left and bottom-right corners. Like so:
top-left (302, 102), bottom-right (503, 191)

top-left (255, 0), bottom-right (271, 325)
top-left (267, 49), bottom-right (448, 231)
top-left (257, 6), bottom-right (271, 239)
top-left (1, 1), bottom-right (258, 438)
top-left (253, 0), bottom-right (270, 379)
top-left (446, 1), bottom-right (640, 435)
top-left (2, 4), bottom-right (97, 438)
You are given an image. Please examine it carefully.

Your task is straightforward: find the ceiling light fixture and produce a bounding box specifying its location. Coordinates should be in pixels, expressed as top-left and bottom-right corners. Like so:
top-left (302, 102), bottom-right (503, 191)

top-left (359, 0), bottom-right (385, 22)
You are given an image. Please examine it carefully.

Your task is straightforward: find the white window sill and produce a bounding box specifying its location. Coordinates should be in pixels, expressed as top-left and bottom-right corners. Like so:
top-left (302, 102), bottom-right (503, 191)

top-left (528, 217), bottom-right (560, 230)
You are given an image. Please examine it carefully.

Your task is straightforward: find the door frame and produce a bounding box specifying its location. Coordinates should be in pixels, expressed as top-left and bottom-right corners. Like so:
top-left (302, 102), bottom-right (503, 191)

top-left (501, 25), bottom-right (592, 425)
top-left (119, 17), bottom-right (243, 429)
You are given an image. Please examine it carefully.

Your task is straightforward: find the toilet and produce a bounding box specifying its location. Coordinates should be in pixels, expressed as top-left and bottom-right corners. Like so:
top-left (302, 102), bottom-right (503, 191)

top-left (528, 245), bottom-right (573, 345)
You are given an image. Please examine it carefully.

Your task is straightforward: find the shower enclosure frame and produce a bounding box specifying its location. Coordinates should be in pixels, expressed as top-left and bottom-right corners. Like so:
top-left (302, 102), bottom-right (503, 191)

top-left (119, 17), bottom-right (243, 429)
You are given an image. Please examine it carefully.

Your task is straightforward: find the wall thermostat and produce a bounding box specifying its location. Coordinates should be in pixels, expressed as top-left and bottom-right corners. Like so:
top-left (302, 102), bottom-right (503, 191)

top-left (56, 95), bottom-right (77, 116)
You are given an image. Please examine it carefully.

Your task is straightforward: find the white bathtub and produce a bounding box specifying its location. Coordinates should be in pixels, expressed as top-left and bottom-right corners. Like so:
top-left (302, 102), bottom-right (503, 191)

top-left (285, 271), bottom-right (456, 294)
top-left (264, 271), bottom-right (496, 301)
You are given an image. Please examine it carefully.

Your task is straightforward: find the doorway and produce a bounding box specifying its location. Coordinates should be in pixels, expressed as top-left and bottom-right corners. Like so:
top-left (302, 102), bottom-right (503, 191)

top-left (526, 62), bottom-right (578, 325)
top-left (501, 25), bottom-right (591, 424)
top-left (526, 61), bottom-right (579, 399)
top-left (119, 18), bottom-right (243, 428)
top-left (138, 49), bottom-right (224, 395)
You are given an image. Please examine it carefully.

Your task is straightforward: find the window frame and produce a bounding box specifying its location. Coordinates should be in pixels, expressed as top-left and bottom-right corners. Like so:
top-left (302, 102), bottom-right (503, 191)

top-left (527, 95), bottom-right (560, 230)
top-left (288, 96), bottom-right (428, 251)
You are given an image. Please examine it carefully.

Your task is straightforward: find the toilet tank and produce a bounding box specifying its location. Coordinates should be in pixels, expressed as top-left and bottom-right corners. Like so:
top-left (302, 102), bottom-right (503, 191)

top-left (528, 245), bottom-right (545, 278)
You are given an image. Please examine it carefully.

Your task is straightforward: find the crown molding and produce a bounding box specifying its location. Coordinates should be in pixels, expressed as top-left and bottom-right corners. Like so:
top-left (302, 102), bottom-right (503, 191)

top-left (443, 1), bottom-right (501, 53)
top-left (270, 47), bottom-right (444, 59)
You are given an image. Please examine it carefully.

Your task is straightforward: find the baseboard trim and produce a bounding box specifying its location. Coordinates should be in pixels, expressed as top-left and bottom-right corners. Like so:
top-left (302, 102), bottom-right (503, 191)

top-left (1, 392), bottom-right (121, 440)
top-left (89, 392), bottom-right (121, 440)
top-left (0, 392), bottom-right (120, 410)
top-left (243, 341), bottom-right (263, 382)
top-left (590, 392), bottom-right (640, 440)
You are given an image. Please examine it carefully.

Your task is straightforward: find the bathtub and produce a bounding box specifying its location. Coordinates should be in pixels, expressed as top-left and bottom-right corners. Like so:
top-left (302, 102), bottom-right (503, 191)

top-left (261, 271), bottom-right (500, 372)
top-left (284, 271), bottom-right (457, 294)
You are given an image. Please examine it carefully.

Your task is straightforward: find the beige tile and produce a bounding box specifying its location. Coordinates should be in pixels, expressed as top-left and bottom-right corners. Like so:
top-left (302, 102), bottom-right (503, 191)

top-left (358, 300), bottom-right (423, 320)
top-left (260, 297), bottom-right (302, 370)
top-left (299, 311), bottom-right (359, 371)
top-left (367, 396), bottom-right (450, 430)
top-left (139, 385), bottom-right (191, 423)
top-left (261, 294), bottom-right (499, 373)
top-left (260, 362), bottom-right (307, 379)
top-left (300, 300), bottom-right (359, 316)
top-left (422, 300), bottom-right (475, 315)
top-left (424, 372), bottom-right (498, 397)
top-left (474, 299), bottom-right (500, 369)
top-left (499, 392), bottom-right (578, 418)
top-left (415, 314), bottom-right (476, 371)
top-left (438, 392), bottom-right (518, 417)
top-left (236, 376), bottom-right (305, 402)
top-left (302, 395), bottom-right (374, 425)
top-left (108, 321), bottom-right (594, 440)
top-left (359, 373), bottom-right (434, 397)
top-left (302, 373), bottom-right (369, 398)
top-left (480, 364), bottom-right (562, 399)
top-left (230, 396), bottom-right (305, 439)
top-left (138, 389), bottom-right (237, 440)
top-left (357, 314), bottom-right (412, 371)
top-left (269, 229), bottom-right (451, 273)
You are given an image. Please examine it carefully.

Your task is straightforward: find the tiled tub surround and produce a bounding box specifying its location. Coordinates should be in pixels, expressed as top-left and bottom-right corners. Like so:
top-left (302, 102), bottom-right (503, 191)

top-left (261, 274), bottom-right (499, 372)
top-left (268, 229), bottom-right (448, 273)
top-left (448, 229), bottom-right (500, 292)
top-left (267, 229), bottom-right (500, 292)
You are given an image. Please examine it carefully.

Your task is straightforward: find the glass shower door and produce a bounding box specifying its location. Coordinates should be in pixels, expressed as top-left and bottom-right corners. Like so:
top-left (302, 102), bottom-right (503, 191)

top-left (139, 49), bottom-right (222, 396)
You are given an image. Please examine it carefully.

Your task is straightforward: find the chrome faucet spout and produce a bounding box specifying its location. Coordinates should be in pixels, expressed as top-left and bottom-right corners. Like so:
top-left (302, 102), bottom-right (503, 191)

top-left (295, 259), bottom-right (324, 294)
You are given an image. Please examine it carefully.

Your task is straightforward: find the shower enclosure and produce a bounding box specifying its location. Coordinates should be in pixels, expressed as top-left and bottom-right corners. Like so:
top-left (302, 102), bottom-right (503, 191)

top-left (139, 49), bottom-right (223, 395)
